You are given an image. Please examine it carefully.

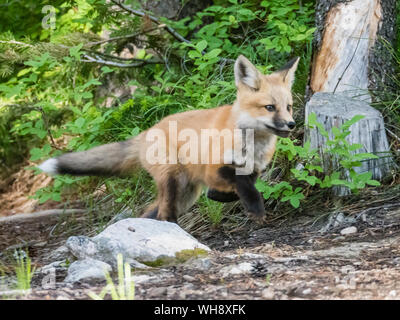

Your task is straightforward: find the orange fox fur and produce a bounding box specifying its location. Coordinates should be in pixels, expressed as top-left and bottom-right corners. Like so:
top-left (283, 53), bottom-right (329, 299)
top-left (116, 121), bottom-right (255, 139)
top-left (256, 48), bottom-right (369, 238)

top-left (39, 55), bottom-right (300, 222)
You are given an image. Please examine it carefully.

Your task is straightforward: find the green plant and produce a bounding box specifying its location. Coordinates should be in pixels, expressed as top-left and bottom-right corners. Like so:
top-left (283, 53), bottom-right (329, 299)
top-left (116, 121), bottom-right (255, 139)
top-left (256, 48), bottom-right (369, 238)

top-left (88, 253), bottom-right (135, 300)
top-left (256, 114), bottom-right (381, 208)
top-left (13, 250), bottom-right (35, 291)
top-left (198, 195), bottom-right (225, 226)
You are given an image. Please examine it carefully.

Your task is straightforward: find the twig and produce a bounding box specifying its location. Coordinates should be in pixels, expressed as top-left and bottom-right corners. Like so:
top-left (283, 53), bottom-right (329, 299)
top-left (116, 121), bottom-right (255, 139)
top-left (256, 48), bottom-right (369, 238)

top-left (0, 40), bottom-right (34, 48)
top-left (38, 107), bottom-right (63, 151)
top-left (110, 0), bottom-right (191, 45)
top-left (82, 53), bottom-right (163, 67)
top-left (386, 128), bottom-right (400, 143)
top-left (86, 25), bottom-right (165, 46)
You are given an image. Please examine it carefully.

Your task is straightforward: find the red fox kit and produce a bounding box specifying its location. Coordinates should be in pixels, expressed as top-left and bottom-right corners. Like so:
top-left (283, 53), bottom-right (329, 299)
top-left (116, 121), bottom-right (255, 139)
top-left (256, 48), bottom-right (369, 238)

top-left (39, 55), bottom-right (299, 222)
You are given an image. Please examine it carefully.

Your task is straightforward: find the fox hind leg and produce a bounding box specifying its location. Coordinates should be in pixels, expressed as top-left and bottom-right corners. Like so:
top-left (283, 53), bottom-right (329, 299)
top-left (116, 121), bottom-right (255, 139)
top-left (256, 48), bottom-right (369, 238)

top-left (141, 204), bottom-right (158, 219)
top-left (141, 171), bottom-right (202, 223)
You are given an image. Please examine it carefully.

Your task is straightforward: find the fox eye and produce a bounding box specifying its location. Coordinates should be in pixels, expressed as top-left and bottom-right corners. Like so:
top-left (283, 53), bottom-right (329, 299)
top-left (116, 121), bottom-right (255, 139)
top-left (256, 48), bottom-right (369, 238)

top-left (287, 105), bottom-right (292, 112)
top-left (265, 105), bottom-right (275, 112)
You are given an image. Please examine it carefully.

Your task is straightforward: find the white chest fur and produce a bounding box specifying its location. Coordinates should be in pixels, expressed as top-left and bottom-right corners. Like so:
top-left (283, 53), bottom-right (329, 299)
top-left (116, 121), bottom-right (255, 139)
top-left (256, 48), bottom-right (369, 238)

top-left (224, 130), bottom-right (277, 174)
top-left (251, 131), bottom-right (277, 172)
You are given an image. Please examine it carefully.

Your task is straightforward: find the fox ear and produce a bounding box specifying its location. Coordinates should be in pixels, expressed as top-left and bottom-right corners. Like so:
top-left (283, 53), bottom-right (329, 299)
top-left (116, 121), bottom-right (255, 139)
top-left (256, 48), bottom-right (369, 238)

top-left (234, 55), bottom-right (261, 91)
top-left (275, 57), bottom-right (300, 89)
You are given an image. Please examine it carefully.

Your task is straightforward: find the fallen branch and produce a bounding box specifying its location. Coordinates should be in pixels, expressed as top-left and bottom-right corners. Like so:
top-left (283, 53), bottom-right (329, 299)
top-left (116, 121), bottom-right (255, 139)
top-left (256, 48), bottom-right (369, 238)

top-left (82, 53), bottom-right (163, 67)
top-left (0, 40), bottom-right (34, 48)
top-left (86, 25), bottom-right (166, 46)
top-left (0, 209), bottom-right (87, 225)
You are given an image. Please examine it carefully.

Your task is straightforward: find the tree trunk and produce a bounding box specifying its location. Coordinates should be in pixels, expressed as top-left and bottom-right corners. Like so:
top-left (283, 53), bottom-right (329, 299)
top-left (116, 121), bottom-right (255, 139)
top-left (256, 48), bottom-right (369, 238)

top-left (310, 0), bottom-right (397, 100)
top-left (305, 0), bottom-right (396, 195)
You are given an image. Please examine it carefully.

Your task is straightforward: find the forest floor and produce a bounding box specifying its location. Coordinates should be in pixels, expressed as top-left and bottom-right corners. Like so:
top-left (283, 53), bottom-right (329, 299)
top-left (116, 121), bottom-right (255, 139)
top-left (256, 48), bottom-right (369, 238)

top-left (1, 189), bottom-right (400, 300)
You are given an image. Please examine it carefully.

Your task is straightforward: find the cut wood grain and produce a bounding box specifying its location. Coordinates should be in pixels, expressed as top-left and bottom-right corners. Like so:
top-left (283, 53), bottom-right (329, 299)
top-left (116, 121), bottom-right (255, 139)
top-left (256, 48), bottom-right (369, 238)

top-left (310, 0), bottom-right (397, 100)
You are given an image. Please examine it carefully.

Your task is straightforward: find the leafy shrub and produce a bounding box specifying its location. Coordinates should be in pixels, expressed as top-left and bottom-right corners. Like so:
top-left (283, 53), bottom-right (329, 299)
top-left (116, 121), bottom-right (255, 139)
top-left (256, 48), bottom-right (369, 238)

top-left (256, 114), bottom-right (381, 208)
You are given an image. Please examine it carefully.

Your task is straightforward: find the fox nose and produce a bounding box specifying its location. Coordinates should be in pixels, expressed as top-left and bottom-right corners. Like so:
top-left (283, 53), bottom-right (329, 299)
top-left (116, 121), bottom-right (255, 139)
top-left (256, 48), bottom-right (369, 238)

top-left (287, 121), bottom-right (296, 130)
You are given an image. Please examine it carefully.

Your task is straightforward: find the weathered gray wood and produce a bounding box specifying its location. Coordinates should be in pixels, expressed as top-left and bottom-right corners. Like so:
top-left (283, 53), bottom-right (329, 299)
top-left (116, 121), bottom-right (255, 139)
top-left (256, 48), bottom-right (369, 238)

top-left (305, 92), bottom-right (393, 195)
top-left (0, 209), bottom-right (86, 225)
top-left (310, 0), bottom-right (397, 100)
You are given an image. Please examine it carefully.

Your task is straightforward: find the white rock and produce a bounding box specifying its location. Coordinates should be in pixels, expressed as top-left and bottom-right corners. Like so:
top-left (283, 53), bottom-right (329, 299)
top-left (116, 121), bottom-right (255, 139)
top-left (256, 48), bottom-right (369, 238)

top-left (183, 275), bottom-right (196, 282)
top-left (64, 258), bottom-right (112, 283)
top-left (340, 226), bottom-right (358, 235)
top-left (388, 290), bottom-right (397, 298)
top-left (261, 288), bottom-right (275, 300)
top-left (220, 262), bottom-right (253, 277)
top-left (65, 218), bottom-right (210, 268)
top-left (302, 288), bottom-right (312, 295)
top-left (188, 258), bottom-right (212, 270)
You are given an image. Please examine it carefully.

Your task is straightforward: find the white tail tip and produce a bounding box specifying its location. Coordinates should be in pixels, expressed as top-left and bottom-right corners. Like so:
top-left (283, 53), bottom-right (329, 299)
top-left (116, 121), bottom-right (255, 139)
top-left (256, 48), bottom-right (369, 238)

top-left (38, 158), bottom-right (58, 175)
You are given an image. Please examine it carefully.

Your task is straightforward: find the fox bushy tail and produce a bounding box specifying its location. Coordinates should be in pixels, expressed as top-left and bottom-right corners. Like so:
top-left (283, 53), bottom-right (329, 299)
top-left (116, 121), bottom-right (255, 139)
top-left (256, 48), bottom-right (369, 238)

top-left (38, 137), bottom-right (142, 177)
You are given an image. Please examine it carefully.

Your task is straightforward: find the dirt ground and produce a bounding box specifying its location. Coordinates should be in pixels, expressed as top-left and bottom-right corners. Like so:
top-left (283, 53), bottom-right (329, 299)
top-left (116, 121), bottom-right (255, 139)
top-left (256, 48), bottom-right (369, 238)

top-left (1, 193), bottom-right (400, 300)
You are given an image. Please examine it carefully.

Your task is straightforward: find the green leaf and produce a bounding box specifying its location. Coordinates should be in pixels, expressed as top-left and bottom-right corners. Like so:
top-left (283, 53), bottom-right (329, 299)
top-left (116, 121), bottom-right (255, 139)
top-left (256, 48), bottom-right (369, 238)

top-left (188, 50), bottom-right (202, 59)
top-left (69, 43), bottom-right (83, 60)
top-left (101, 66), bottom-right (114, 74)
top-left (196, 40), bottom-right (208, 52)
top-left (17, 68), bottom-right (32, 77)
top-left (366, 180), bottom-right (380, 186)
top-left (75, 117), bottom-right (85, 128)
top-left (204, 49), bottom-right (222, 59)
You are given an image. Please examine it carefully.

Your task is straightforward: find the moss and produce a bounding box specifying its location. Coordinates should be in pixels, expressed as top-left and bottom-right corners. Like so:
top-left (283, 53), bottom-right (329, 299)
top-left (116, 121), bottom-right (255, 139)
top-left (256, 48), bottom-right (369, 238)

top-left (140, 248), bottom-right (208, 267)
top-left (141, 257), bottom-right (174, 267)
top-left (175, 248), bottom-right (208, 264)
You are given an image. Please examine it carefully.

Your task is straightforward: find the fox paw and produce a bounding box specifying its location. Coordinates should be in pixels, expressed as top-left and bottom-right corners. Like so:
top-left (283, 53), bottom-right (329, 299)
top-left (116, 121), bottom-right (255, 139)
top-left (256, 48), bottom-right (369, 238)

top-left (247, 211), bottom-right (266, 224)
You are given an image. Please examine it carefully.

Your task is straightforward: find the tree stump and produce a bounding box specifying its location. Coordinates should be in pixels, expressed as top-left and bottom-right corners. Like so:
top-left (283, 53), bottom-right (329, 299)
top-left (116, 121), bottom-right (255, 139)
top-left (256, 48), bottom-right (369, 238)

top-left (305, 92), bottom-right (393, 195)
top-left (310, 0), bottom-right (397, 101)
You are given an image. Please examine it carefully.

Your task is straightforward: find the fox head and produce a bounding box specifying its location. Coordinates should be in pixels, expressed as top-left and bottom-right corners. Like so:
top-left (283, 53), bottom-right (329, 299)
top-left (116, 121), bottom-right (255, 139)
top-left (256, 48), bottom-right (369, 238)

top-left (233, 55), bottom-right (300, 138)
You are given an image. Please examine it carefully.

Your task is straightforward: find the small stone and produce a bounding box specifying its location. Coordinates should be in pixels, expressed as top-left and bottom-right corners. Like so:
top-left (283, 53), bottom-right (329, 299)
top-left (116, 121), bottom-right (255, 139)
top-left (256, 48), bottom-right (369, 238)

top-left (183, 275), bottom-right (195, 282)
top-left (302, 288), bottom-right (312, 295)
top-left (148, 287), bottom-right (167, 297)
top-left (64, 258), bottom-right (112, 283)
top-left (261, 288), bottom-right (275, 300)
top-left (224, 241), bottom-right (229, 247)
top-left (340, 265), bottom-right (355, 274)
top-left (188, 258), bottom-right (212, 270)
top-left (220, 262), bottom-right (253, 277)
top-left (340, 226), bottom-right (357, 235)
top-left (332, 236), bottom-right (346, 242)
top-left (389, 290), bottom-right (397, 297)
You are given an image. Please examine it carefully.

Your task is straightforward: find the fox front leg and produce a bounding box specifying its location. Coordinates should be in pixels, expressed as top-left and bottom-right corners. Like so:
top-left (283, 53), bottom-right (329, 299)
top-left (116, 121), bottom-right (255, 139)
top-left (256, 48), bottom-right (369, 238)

top-left (235, 174), bottom-right (265, 220)
top-left (217, 166), bottom-right (265, 220)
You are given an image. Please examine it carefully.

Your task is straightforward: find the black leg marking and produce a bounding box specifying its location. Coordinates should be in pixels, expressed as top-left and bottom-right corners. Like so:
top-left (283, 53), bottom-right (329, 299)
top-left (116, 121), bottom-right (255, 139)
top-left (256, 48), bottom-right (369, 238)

top-left (217, 166), bottom-right (264, 217)
top-left (207, 189), bottom-right (239, 203)
top-left (142, 206), bottom-right (158, 219)
top-left (164, 176), bottom-right (178, 222)
top-left (235, 175), bottom-right (265, 217)
top-left (218, 166), bottom-right (236, 184)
